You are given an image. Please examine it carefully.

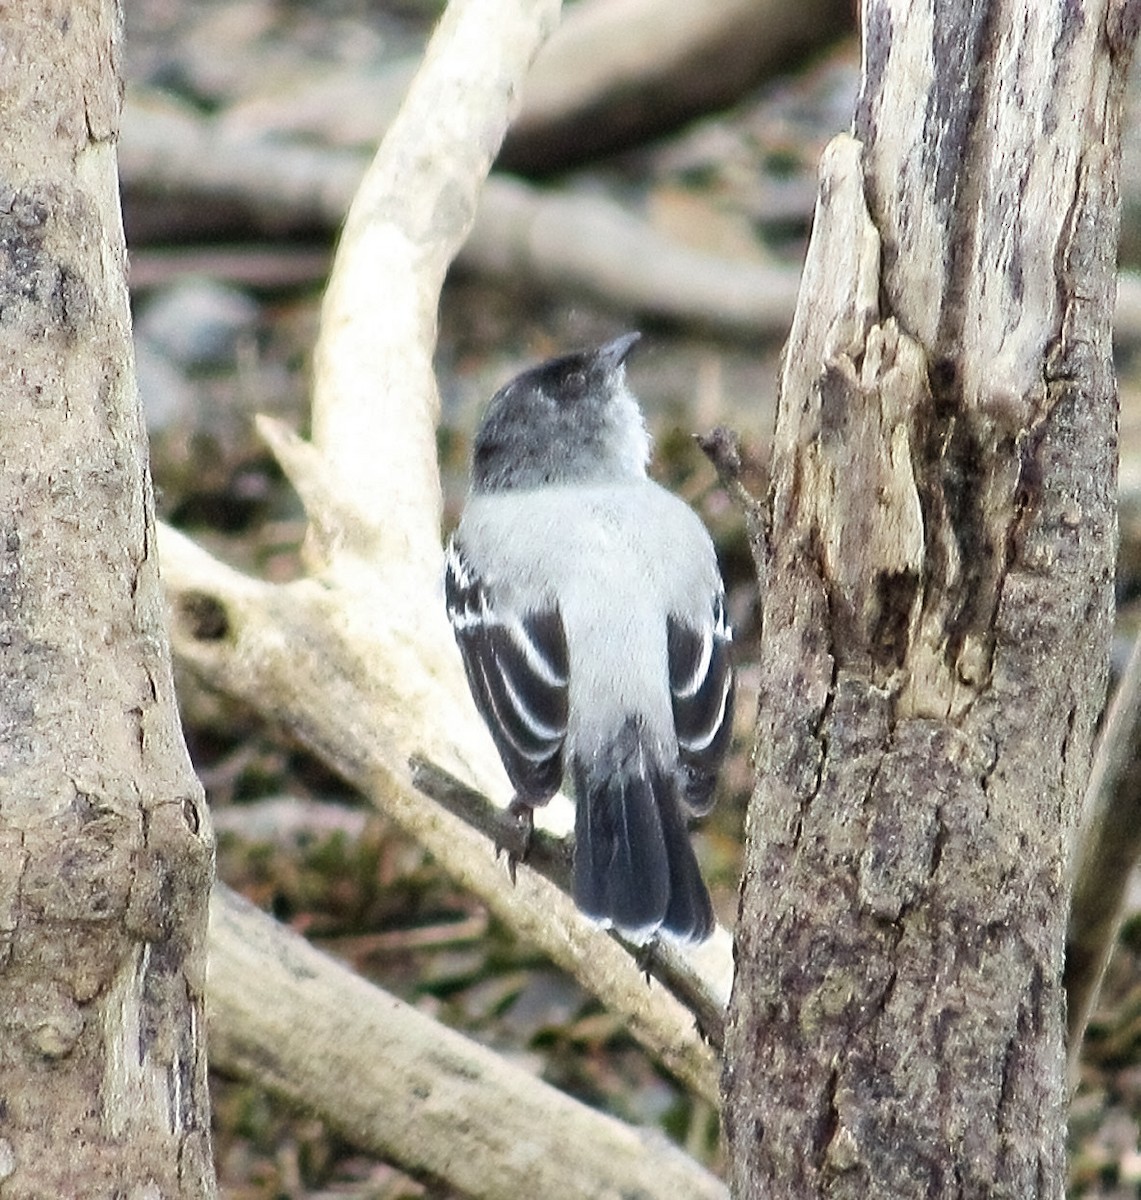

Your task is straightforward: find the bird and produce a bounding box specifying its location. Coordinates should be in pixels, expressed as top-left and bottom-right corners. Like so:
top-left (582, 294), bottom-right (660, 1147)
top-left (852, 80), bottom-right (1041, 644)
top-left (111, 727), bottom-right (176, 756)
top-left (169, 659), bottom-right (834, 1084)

top-left (444, 332), bottom-right (734, 943)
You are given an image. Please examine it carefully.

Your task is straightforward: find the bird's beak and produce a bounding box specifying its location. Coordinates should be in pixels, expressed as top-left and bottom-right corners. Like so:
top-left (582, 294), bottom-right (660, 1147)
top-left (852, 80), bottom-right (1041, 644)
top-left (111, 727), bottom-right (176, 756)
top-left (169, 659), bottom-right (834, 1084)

top-left (594, 331), bottom-right (642, 374)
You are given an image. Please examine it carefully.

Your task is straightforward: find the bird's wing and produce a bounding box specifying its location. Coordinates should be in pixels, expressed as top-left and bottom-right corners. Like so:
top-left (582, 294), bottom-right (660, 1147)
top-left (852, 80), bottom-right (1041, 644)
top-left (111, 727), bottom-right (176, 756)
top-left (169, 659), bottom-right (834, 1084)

top-left (445, 538), bottom-right (569, 801)
top-left (667, 592), bottom-right (734, 814)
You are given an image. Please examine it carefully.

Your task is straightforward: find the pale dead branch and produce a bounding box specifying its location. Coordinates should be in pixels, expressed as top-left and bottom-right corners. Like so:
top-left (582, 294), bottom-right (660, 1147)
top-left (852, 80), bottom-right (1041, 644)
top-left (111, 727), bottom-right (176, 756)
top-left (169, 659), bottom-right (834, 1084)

top-left (209, 883), bottom-right (729, 1200)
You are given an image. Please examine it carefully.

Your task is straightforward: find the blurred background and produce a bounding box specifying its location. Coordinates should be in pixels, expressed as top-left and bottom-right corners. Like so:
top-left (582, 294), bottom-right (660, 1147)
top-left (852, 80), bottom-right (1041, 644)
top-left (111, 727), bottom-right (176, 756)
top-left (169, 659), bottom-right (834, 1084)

top-left (120, 0), bottom-right (1141, 1194)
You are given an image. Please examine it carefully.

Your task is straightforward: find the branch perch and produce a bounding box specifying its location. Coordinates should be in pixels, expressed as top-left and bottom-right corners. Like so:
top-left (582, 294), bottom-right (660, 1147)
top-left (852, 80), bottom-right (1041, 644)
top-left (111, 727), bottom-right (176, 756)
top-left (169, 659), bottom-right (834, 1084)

top-left (163, 521), bottom-right (722, 1102)
top-left (410, 756), bottom-right (731, 1046)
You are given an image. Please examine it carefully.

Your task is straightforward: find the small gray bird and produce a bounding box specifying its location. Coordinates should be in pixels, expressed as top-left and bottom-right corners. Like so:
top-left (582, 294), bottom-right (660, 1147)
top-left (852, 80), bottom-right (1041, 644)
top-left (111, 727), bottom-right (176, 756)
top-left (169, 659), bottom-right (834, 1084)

top-left (444, 333), bottom-right (733, 943)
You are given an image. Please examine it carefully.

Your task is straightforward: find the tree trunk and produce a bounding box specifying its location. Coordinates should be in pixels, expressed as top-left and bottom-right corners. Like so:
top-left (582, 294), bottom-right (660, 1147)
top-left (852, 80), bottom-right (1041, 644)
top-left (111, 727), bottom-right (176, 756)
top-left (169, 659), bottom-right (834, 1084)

top-left (724, 2), bottom-right (1138, 1197)
top-left (0, 3), bottom-right (215, 1195)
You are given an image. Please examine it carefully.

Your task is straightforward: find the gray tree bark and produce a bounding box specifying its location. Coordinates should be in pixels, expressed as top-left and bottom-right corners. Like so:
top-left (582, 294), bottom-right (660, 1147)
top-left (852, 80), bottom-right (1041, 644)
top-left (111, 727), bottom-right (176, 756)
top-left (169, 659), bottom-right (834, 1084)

top-left (724, 2), bottom-right (1138, 1197)
top-left (0, 3), bottom-right (215, 1195)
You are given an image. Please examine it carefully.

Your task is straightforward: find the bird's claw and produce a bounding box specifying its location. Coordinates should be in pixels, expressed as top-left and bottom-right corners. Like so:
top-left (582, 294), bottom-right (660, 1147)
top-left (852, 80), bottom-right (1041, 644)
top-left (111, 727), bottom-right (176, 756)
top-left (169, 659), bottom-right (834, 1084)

top-left (635, 936), bottom-right (660, 980)
top-left (499, 795), bottom-right (534, 885)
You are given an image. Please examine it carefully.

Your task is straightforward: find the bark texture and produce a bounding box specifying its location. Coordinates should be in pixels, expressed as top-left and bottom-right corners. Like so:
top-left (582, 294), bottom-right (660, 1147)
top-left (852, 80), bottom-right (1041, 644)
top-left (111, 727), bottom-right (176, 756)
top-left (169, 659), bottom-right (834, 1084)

top-left (0, 4), bottom-right (215, 1195)
top-left (724, 3), bottom-right (1138, 1197)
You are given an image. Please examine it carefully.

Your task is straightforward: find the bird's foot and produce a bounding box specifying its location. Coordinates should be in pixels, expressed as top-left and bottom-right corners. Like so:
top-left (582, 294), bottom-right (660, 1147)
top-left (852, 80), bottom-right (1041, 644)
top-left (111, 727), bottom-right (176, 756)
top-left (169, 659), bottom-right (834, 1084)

top-left (635, 935), bottom-right (660, 981)
top-left (500, 795), bottom-right (534, 885)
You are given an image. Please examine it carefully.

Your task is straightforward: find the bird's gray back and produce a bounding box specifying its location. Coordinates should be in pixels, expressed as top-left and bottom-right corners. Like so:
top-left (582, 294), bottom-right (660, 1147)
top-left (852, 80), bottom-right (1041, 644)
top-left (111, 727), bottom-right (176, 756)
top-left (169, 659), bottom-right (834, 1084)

top-left (455, 481), bottom-right (719, 757)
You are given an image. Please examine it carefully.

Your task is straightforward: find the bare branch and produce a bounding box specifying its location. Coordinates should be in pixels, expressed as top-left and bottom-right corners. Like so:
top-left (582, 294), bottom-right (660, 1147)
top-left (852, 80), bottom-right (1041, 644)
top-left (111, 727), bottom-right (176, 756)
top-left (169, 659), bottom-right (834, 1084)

top-left (501, 0), bottom-right (852, 169)
top-left (307, 0), bottom-right (560, 581)
top-left (153, 0), bottom-right (736, 1125)
top-left (410, 756), bottom-right (574, 881)
top-left (209, 797), bottom-right (371, 844)
top-left (208, 884), bottom-right (728, 1200)
top-left (118, 95), bottom-right (802, 340)
top-left (465, 176), bottom-right (800, 337)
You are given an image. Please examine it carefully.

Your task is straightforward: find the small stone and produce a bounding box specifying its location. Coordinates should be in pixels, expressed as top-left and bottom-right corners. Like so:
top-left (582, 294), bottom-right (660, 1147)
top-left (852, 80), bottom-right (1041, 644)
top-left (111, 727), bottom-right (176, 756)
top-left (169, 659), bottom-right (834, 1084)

top-left (134, 334), bottom-right (196, 435)
top-left (135, 278), bottom-right (260, 372)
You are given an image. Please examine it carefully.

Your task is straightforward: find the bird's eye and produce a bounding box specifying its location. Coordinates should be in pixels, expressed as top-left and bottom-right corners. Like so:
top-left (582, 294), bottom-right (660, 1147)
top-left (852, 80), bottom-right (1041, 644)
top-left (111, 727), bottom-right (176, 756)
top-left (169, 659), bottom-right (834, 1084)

top-left (552, 371), bottom-right (589, 407)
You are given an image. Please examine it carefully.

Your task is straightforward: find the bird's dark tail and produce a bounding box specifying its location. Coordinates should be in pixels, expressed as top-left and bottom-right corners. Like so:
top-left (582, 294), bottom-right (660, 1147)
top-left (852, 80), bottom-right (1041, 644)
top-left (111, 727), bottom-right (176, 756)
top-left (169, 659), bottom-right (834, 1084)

top-left (571, 722), bottom-right (714, 943)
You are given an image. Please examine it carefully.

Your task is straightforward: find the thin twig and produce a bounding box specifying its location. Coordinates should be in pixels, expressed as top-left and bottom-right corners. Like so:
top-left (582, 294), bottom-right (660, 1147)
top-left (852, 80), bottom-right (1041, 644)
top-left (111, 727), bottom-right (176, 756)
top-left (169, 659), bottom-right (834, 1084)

top-left (409, 756), bottom-right (574, 885)
top-left (696, 423), bottom-right (770, 600)
top-left (409, 755), bottom-right (728, 1048)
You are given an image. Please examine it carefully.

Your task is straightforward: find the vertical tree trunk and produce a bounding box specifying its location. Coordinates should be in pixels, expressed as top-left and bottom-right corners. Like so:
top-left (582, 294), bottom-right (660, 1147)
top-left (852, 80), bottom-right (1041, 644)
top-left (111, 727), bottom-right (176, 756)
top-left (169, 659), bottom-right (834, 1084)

top-left (724, 2), bottom-right (1138, 1196)
top-left (0, 3), bottom-right (215, 1195)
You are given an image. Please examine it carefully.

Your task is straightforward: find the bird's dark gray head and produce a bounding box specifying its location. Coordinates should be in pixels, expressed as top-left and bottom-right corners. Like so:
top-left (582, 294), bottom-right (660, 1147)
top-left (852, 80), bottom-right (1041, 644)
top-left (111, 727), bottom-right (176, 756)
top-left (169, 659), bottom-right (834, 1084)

top-left (470, 333), bottom-right (650, 493)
